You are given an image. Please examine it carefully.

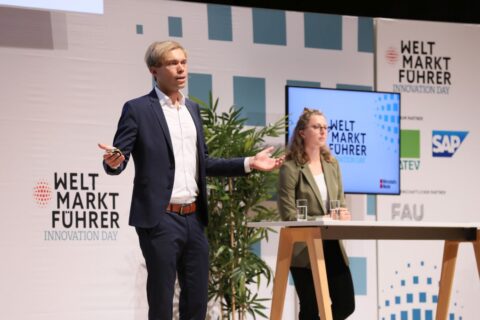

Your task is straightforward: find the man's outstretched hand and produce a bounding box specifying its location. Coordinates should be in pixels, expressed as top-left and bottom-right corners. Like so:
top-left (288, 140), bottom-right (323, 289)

top-left (98, 143), bottom-right (125, 170)
top-left (249, 146), bottom-right (285, 171)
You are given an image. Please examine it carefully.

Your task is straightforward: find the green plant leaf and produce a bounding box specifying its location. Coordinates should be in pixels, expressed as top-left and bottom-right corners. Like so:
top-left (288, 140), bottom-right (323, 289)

top-left (200, 93), bottom-right (286, 319)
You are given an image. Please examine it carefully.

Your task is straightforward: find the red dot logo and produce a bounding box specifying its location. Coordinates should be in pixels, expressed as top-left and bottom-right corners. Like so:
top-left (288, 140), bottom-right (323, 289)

top-left (385, 47), bottom-right (399, 65)
top-left (33, 180), bottom-right (52, 207)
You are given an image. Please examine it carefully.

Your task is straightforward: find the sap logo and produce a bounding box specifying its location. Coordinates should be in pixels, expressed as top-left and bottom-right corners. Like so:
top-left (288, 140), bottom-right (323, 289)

top-left (392, 203), bottom-right (424, 221)
top-left (432, 130), bottom-right (468, 157)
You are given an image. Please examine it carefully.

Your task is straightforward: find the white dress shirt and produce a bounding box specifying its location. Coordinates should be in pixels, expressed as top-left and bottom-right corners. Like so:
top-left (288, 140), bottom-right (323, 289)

top-left (155, 87), bottom-right (251, 205)
top-left (155, 87), bottom-right (198, 204)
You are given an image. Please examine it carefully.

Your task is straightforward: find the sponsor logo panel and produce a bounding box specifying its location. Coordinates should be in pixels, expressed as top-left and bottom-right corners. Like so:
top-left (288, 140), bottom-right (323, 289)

top-left (33, 172), bottom-right (122, 241)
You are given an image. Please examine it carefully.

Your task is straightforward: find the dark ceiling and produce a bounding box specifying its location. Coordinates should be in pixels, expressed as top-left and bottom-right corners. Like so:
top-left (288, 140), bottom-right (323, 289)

top-left (181, 0), bottom-right (480, 24)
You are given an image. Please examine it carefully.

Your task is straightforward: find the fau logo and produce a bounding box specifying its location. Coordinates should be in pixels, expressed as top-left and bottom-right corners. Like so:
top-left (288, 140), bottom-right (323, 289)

top-left (432, 130), bottom-right (468, 157)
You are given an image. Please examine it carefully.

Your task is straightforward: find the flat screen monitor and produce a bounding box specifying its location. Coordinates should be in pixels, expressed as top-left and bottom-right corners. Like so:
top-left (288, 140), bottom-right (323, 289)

top-left (286, 86), bottom-right (401, 195)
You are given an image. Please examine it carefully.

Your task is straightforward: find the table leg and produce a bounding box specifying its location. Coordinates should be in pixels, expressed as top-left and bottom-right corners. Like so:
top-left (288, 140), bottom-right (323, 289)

top-left (270, 228), bottom-right (294, 320)
top-left (306, 230), bottom-right (333, 320)
top-left (435, 240), bottom-right (459, 320)
top-left (473, 230), bottom-right (480, 278)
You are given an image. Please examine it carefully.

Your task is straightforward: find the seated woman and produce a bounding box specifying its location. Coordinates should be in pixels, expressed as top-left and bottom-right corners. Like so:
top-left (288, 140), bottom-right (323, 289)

top-left (277, 108), bottom-right (355, 320)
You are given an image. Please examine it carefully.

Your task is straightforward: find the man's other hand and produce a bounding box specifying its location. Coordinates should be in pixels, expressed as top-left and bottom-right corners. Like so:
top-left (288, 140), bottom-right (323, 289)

top-left (249, 146), bottom-right (285, 171)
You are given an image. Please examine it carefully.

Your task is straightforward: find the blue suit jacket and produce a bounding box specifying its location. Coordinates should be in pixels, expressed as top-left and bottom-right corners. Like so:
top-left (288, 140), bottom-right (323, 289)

top-left (104, 89), bottom-right (246, 228)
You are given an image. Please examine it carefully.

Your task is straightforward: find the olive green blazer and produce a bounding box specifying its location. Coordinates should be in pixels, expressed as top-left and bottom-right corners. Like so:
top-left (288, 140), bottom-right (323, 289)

top-left (277, 158), bottom-right (349, 267)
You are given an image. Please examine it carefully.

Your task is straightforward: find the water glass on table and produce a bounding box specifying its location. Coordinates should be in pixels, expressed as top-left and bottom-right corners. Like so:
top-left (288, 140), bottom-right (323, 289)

top-left (329, 200), bottom-right (340, 220)
top-left (296, 199), bottom-right (308, 221)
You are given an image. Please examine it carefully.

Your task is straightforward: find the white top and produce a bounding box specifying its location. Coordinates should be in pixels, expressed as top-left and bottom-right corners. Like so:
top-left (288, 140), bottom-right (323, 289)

top-left (314, 173), bottom-right (328, 207)
top-left (155, 87), bottom-right (198, 204)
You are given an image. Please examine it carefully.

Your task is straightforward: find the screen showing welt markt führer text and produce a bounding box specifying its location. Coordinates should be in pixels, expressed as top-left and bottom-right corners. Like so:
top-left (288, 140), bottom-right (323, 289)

top-left (286, 86), bottom-right (400, 195)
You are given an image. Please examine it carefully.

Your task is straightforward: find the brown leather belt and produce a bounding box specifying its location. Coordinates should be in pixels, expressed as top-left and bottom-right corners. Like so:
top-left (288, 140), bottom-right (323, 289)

top-left (166, 202), bottom-right (196, 216)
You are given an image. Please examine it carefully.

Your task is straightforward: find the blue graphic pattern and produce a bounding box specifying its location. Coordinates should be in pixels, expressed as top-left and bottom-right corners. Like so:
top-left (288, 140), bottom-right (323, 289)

top-left (336, 83), bottom-right (372, 91)
top-left (380, 260), bottom-right (463, 320)
top-left (358, 17), bottom-right (373, 53)
top-left (168, 16), bottom-right (182, 37)
top-left (366, 194), bottom-right (376, 216)
top-left (287, 80), bottom-right (321, 88)
top-left (188, 73), bottom-right (212, 105)
top-left (304, 13), bottom-right (342, 50)
top-left (349, 256), bottom-right (367, 295)
top-left (207, 4), bottom-right (232, 41)
top-left (375, 93), bottom-right (400, 151)
top-left (252, 8), bottom-right (286, 45)
top-left (233, 76), bottom-right (266, 126)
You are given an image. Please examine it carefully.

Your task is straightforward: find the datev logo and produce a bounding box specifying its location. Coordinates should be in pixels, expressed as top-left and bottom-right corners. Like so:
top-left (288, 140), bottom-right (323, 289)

top-left (432, 130), bottom-right (469, 157)
top-left (400, 130), bottom-right (420, 171)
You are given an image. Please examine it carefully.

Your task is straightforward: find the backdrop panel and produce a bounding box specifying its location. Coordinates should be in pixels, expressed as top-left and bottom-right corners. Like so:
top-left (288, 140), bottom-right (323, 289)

top-left (375, 18), bottom-right (480, 320)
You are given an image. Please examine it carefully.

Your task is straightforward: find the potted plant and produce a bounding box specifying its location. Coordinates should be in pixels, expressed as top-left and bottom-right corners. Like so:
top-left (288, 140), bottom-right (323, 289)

top-left (192, 94), bottom-right (285, 320)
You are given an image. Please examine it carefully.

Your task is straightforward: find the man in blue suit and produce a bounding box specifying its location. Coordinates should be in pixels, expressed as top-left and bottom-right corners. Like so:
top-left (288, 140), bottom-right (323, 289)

top-left (98, 40), bottom-right (283, 320)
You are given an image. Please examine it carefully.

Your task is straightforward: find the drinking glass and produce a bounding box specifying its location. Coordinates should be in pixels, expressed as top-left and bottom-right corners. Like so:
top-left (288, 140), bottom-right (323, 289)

top-left (329, 200), bottom-right (340, 220)
top-left (296, 199), bottom-right (308, 221)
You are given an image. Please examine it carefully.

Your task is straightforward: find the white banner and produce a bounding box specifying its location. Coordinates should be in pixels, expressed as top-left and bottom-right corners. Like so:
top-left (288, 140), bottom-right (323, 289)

top-left (375, 18), bottom-right (480, 320)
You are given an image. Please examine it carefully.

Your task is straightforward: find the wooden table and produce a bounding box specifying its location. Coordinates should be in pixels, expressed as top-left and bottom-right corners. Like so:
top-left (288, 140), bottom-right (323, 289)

top-left (248, 220), bottom-right (480, 320)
